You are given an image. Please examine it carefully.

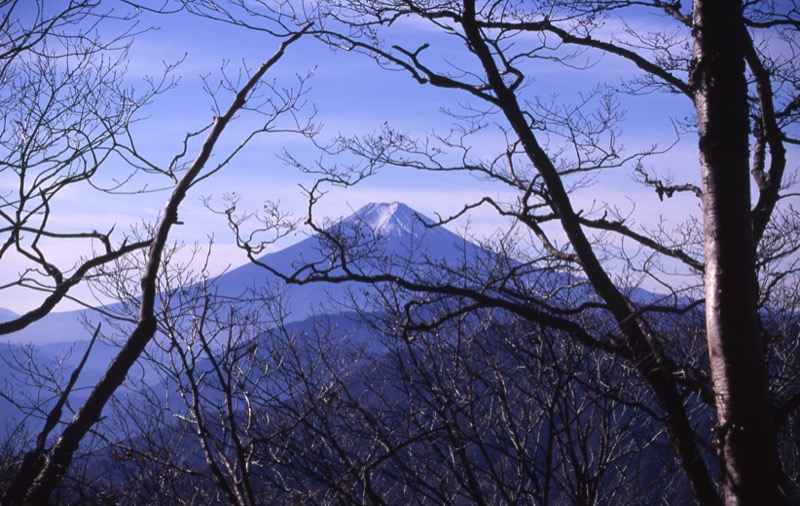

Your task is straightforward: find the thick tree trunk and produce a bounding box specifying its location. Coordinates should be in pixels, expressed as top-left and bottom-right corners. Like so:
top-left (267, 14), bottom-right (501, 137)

top-left (459, 1), bottom-right (720, 503)
top-left (690, 1), bottom-right (784, 503)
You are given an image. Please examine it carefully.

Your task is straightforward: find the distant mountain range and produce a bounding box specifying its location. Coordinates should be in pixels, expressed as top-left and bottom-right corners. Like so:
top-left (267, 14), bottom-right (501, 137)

top-left (0, 202), bottom-right (475, 346)
top-left (0, 203), bottom-right (456, 428)
top-left (0, 203), bottom-right (717, 503)
top-left (0, 203), bottom-right (480, 426)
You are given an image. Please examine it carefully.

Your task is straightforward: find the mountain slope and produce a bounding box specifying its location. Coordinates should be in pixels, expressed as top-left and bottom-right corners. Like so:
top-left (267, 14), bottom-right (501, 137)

top-left (1, 202), bottom-right (475, 344)
top-left (200, 201), bottom-right (478, 320)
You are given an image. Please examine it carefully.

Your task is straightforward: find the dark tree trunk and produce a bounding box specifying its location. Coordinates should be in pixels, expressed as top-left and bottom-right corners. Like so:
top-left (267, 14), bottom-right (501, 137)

top-left (6, 34), bottom-right (306, 505)
top-left (459, 1), bottom-right (720, 503)
top-left (690, 0), bottom-right (784, 503)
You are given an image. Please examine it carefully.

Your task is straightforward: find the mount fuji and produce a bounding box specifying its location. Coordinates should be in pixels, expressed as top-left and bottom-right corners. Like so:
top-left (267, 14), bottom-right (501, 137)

top-left (0, 203), bottom-right (720, 504)
top-left (0, 202), bottom-right (479, 345)
top-left (0, 202), bottom-right (477, 427)
top-left (187, 201), bottom-right (481, 321)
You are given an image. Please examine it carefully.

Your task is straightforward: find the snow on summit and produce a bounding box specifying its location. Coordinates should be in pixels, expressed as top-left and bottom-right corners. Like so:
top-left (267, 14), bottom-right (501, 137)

top-left (350, 202), bottom-right (431, 238)
top-left (328, 202), bottom-right (474, 265)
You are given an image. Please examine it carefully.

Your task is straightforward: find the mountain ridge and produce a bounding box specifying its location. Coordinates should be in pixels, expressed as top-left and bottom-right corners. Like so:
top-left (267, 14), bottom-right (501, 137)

top-left (1, 202), bottom-right (473, 344)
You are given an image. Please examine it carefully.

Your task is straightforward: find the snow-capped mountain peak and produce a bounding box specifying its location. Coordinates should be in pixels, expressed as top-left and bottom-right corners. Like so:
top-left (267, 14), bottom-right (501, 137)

top-left (4, 203), bottom-right (474, 344)
top-left (346, 202), bottom-right (432, 238)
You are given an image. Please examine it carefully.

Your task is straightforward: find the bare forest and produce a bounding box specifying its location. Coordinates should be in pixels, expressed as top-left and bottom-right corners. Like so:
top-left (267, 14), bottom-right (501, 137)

top-left (1, 0), bottom-right (799, 504)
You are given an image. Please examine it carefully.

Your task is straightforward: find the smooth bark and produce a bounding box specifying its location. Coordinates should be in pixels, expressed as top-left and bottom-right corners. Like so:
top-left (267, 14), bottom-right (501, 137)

top-left (690, 0), bottom-right (784, 503)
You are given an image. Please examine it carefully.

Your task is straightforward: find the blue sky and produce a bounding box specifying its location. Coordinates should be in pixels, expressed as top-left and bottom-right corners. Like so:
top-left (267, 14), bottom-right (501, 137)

top-left (4, 1), bottom-right (790, 313)
top-left (111, 5), bottom-right (699, 215)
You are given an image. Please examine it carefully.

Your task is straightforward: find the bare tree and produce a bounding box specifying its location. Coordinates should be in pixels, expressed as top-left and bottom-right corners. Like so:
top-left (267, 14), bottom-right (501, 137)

top-left (688, 1), bottom-right (785, 502)
top-left (0, 11), bottom-right (312, 502)
top-left (197, 0), bottom-right (800, 503)
top-left (3, 1), bottom-right (797, 504)
top-left (0, 0), bottom-right (177, 334)
top-left (267, 303), bottom-right (673, 504)
top-left (53, 260), bottom-right (370, 504)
